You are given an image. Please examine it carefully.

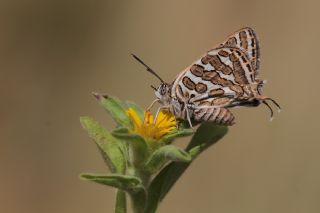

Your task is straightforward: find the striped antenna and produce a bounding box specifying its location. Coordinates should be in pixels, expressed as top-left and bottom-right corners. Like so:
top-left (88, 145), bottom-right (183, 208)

top-left (131, 54), bottom-right (164, 83)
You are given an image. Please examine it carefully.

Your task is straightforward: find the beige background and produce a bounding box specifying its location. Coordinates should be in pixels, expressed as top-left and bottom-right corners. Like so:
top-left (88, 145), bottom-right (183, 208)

top-left (1, 0), bottom-right (319, 212)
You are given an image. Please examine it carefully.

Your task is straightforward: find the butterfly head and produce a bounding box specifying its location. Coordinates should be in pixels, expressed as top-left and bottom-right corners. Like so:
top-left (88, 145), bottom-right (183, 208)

top-left (155, 83), bottom-right (170, 97)
top-left (152, 82), bottom-right (171, 105)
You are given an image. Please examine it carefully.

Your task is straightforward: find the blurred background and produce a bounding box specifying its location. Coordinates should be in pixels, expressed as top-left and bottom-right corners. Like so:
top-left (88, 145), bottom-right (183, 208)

top-left (1, 0), bottom-right (319, 212)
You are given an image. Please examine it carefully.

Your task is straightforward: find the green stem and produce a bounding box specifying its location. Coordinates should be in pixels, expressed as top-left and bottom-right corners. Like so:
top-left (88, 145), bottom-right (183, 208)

top-left (130, 189), bottom-right (147, 213)
top-left (115, 190), bottom-right (127, 213)
top-left (131, 169), bottom-right (151, 213)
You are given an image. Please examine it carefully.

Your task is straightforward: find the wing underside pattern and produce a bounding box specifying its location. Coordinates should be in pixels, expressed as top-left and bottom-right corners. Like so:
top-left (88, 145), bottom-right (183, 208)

top-left (219, 27), bottom-right (260, 74)
top-left (170, 28), bottom-right (261, 126)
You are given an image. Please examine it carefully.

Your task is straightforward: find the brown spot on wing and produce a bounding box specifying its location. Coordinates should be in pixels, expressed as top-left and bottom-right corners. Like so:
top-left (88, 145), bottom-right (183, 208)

top-left (218, 50), bottom-right (229, 57)
top-left (229, 53), bottom-right (238, 62)
top-left (232, 60), bottom-right (249, 84)
top-left (246, 63), bottom-right (252, 72)
top-left (210, 72), bottom-right (234, 87)
top-left (202, 70), bottom-right (234, 87)
top-left (213, 97), bottom-right (230, 106)
top-left (202, 70), bottom-right (217, 81)
top-left (230, 85), bottom-right (244, 97)
top-left (209, 88), bottom-right (224, 97)
top-left (190, 64), bottom-right (204, 77)
top-left (201, 55), bottom-right (212, 64)
top-left (176, 84), bottom-right (190, 100)
top-left (195, 82), bottom-right (207, 94)
top-left (202, 54), bottom-right (232, 75)
top-left (182, 76), bottom-right (196, 90)
top-left (250, 73), bottom-right (255, 82)
top-left (239, 31), bottom-right (248, 50)
top-left (221, 65), bottom-right (233, 75)
top-left (209, 55), bottom-right (223, 69)
top-left (226, 37), bottom-right (237, 46)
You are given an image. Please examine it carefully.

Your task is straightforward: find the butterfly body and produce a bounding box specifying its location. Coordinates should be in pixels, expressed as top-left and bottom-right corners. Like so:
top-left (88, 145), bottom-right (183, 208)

top-left (133, 27), bottom-right (280, 127)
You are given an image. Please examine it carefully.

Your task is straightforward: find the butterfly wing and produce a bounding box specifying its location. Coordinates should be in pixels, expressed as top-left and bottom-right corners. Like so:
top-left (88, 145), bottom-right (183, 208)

top-left (171, 46), bottom-right (255, 125)
top-left (172, 46), bottom-right (255, 102)
top-left (218, 27), bottom-right (260, 74)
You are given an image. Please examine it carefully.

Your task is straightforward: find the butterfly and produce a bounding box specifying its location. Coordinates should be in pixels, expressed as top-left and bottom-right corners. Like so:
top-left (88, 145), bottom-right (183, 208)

top-left (132, 27), bottom-right (280, 127)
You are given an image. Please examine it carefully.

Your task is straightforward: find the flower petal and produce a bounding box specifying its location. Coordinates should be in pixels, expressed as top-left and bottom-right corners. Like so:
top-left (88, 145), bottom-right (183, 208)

top-left (127, 108), bottom-right (177, 140)
top-left (127, 108), bottom-right (142, 130)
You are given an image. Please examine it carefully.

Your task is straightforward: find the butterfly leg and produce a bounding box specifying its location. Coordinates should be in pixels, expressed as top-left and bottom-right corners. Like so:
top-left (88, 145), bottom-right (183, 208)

top-left (147, 99), bottom-right (160, 111)
top-left (154, 105), bottom-right (180, 129)
top-left (154, 105), bottom-right (170, 124)
top-left (185, 105), bottom-right (194, 130)
top-left (169, 105), bottom-right (179, 129)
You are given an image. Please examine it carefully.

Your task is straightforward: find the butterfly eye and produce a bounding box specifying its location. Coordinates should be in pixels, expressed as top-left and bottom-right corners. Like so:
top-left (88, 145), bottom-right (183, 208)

top-left (160, 87), bottom-right (166, 95)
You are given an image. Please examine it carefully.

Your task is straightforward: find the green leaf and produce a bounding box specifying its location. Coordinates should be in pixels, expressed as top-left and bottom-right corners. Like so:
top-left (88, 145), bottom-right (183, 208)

top-left (80, 116), bottom-right (126, 173)
top-left (159, 123), bottom-right (228, 199)
top-left (125, 101), bottom-right (144, 121)
top-left (115, 190), bottom-right (126, 213)
top-left (145, 122), bottom-right (228, 213)
top-left (81, 173), bottom-right (147, 212)
top-left (159, 128), bottom-right (194, 144)
top-left (144, 145), bottom-right (191, 174)
top-left (93, 93), bottom-right (131, 127)
top-left (112, 126), bottom-right (130, 134)
top-left (80, 173), bottom-right (144, 193)
top-left (112, 131), bottom-right (148, 166)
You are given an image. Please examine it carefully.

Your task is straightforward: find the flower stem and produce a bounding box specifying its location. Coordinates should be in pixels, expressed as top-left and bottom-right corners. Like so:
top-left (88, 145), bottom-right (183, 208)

top-left (115, 190), bottom-right (127, 213)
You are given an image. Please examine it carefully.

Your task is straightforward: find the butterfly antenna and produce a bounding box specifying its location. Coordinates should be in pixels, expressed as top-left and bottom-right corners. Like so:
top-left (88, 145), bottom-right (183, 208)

top-left (263, 100), bottom-right (274, 121)
top-left (131, 53), bottom-right (164, 83)
top-left (264, 98), bottom-right (281, 113)
top-left (150, 85), bottom-right (157, 91)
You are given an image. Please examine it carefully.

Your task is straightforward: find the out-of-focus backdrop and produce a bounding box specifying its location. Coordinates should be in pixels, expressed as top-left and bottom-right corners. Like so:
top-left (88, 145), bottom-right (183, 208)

top-left (1, 0), bottom-right (319, 212)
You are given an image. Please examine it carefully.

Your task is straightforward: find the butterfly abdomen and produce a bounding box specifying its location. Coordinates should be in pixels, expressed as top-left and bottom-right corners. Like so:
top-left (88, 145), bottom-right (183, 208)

top-left (193, 107), bottom-right (235, 126)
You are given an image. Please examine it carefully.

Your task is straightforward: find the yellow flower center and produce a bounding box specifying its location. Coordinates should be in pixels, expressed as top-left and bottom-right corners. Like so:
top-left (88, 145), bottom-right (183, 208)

top-left (127, 108), bottom-right (176, 140)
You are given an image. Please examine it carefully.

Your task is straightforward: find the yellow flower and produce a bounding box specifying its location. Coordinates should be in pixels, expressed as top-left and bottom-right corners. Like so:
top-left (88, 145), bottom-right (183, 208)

top-left (127, 108), bottom-right (176, 140)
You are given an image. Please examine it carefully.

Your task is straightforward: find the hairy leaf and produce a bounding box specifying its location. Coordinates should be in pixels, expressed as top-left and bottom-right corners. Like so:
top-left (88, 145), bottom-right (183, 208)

top-left (80, 116), bottom-right (126, 173)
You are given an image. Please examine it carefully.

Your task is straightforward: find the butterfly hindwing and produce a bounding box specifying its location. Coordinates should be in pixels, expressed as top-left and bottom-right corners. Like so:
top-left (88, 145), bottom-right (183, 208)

top-left (218, 27), bottom-right (260, 74)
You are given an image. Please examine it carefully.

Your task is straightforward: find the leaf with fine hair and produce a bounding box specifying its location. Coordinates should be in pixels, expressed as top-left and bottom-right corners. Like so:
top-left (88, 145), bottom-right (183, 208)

top-left (92, 93), bottom-right (131, 128)
top-left (80, 173), bottom-right (144, 194)
top-left (112, 131), bottom-right (149, 167)
top-left (159, 128), bottom-right (194, 145)
top-left (144, 145), bottom-right (191, 174)
top-left (145, 122), bottom-right (228, 213)
top-left (80, 116), bottom-right (126, 173)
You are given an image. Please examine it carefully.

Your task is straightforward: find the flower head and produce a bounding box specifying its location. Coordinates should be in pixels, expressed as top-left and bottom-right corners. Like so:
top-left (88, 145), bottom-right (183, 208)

top-left (127, 108), bottom-right (176, 140)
